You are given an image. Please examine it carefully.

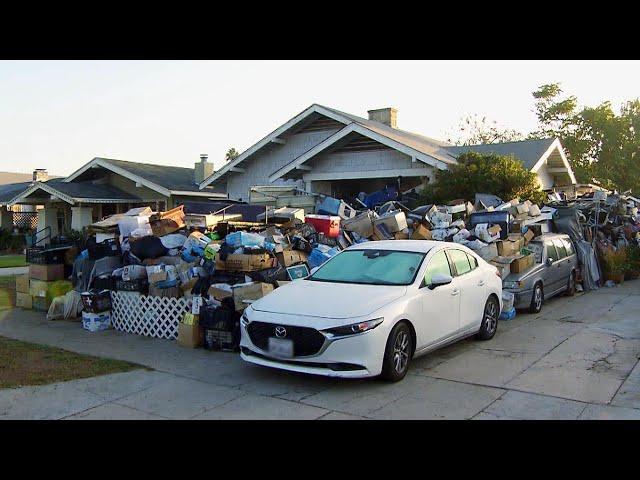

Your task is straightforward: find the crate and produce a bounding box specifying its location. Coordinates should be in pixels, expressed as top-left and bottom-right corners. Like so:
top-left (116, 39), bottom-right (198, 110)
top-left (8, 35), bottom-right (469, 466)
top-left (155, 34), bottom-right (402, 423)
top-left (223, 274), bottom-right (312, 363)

top-left (81, 290), bottom-right (112, 313)
top-left (26, 247), bottom-right (66, 265)
top-left (115, 278), bottom-right (149, 293)
top-left (203, 328), bottom-right (237, 351)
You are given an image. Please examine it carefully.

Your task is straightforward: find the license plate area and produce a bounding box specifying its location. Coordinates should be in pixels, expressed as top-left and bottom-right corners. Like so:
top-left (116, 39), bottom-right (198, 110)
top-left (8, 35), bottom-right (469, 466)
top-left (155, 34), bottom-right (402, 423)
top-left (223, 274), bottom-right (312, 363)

top-left (268, 337), bottom-right (294, 358)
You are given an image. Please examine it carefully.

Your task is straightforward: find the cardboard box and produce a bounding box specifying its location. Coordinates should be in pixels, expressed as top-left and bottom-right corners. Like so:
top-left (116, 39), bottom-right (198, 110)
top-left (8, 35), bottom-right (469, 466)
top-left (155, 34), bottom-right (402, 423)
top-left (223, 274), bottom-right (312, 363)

top-left (208, 284), bottom-right (233, 301)
top-left (177, 322), bottom-right (204, 348)
top-left (215, 253), bottom-right (275, 272)
top-left (488, 224), bottom-right (502, 236)
top-left (15, 274), bottom-right (29, 294)
top-left (232, 282), bottom-right (274, 311)
top-left (372, 222), bottom-right (394, 240)
top-left (29, 279), bottom-right (72, 300)
top-left (475, 243), bottom-right (498, 262)
top-left (489, 257), bottom-right (514, 280)
top-left (373, 211), bottom-right (408, 234)
top-left (411, 224), bottom-right (432, 240)
top-left (523, 229), bottom-right (535, 244)
top-left (342, 211), bottom-right (376, 238)
top-left (29, 264), bottom-right (64, 281)
top-left (510, 253), bottom-right (535, 273)
top-left (394, 231), bottom-right (409, 240)
top-left (497, 236), bottom-right (524, 257)
top-left (276, 280), bottom-right (291, 287)
top-left (82, 311), bottom-right (111, 332)
top-left (276, 250), bottom-right (308, 267)
top-left (16, 292), bottom-right (32, 309)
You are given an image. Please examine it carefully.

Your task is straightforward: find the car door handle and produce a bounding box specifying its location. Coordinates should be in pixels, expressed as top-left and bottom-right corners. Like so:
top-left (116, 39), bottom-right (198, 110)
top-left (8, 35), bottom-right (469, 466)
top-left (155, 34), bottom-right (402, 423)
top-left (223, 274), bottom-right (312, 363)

top-left (477, 280), bottom-right (485, 286)
top-left (451, 289), bottom-right (460, 296)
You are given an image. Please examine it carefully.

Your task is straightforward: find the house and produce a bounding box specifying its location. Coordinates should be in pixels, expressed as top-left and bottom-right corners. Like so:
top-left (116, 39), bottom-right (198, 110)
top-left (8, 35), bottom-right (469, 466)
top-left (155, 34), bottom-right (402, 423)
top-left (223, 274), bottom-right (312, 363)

top-left (0, 155), bottom-right (226, 243)
top-left (198, 104), bottom-right (576, 200)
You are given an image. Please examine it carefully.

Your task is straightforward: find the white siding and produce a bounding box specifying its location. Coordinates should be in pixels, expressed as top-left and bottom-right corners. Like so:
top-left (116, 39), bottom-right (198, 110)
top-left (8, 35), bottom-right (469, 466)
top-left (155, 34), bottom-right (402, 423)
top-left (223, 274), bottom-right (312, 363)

top-left (225, 129), bottom-right (340, 201)
top-left (310, 148), bottom-right (426, 175)
top-left (535, 163), bottom-right (554, 190)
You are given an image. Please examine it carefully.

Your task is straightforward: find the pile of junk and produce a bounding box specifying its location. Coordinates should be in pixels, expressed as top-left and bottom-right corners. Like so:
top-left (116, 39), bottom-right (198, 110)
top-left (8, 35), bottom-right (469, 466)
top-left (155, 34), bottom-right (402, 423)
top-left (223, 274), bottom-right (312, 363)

top-left (14, 186), bottom-right (640, 351)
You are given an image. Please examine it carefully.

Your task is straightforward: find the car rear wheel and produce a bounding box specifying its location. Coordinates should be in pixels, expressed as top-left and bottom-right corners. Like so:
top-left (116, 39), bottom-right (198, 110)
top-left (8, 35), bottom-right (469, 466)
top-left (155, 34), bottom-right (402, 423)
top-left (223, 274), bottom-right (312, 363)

top-left (565, 272), bottom-right (576, 296)
top-left (380, 322), bottom-right (413, 382)
top-left (530, 283), bottom-right (543, 313)
top-left (476, 296), bottom-right (499, 340)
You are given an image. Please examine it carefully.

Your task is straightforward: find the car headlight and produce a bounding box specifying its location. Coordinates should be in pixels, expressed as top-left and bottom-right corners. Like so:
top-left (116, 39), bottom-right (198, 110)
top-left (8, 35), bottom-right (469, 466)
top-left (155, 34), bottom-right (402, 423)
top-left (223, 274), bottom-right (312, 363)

top-left (322, 318), bottom-right (384, 338)
top-left (503, 281), bottom-right (523, 289)
top-left (241, 312), bottom-right (250, 327)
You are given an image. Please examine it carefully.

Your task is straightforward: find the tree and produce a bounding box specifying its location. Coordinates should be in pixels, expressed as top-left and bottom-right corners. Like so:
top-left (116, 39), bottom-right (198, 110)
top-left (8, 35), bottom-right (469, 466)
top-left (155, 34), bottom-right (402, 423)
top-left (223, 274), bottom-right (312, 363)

top-left (530, 82), bottom-right (640, 192)
top-left (225, 147), bottom-right (239, 162)
top-left (420, 151), bottom-right (546, 205)
top-left (446, 114), bottom-right (524, 146)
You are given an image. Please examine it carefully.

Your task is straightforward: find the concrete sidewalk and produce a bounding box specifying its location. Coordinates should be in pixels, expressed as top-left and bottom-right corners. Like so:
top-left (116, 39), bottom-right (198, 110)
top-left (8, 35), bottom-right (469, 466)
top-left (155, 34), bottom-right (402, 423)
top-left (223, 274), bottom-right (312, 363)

top-left (1, 281), bottom-right (639, 420)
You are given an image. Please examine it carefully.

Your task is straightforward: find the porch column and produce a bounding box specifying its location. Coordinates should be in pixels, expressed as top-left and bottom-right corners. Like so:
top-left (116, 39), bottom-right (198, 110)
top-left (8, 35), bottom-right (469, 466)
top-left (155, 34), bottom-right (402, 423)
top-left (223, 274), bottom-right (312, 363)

top-left (71, 206), bottom-right (93, 231)
top-left (36, 207), bottom-right (59, 245)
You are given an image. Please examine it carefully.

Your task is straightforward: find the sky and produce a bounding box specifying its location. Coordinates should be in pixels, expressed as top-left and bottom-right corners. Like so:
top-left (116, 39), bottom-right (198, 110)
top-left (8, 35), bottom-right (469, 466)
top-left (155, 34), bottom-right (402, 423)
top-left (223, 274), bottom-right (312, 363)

top-left (0, 60), bottom-right (638, 176)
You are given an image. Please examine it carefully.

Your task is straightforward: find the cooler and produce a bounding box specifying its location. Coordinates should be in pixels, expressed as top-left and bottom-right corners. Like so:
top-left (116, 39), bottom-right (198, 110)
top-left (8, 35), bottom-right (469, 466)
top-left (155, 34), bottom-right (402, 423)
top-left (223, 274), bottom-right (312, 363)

top-left (304, 215), bottom-right (341, 238)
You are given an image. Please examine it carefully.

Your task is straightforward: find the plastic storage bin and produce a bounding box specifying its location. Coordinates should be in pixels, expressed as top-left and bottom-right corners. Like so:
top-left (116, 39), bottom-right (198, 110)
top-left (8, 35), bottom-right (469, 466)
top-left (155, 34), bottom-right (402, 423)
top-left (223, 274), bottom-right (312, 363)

top-left (81, 290), bottom-right (112, 313)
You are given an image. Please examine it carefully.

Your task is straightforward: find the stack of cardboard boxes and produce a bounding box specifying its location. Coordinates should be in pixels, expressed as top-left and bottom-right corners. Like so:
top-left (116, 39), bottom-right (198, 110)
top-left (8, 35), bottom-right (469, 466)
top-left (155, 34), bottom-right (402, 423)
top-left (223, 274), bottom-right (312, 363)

top-left (17, 263), bottom-right (73, 312)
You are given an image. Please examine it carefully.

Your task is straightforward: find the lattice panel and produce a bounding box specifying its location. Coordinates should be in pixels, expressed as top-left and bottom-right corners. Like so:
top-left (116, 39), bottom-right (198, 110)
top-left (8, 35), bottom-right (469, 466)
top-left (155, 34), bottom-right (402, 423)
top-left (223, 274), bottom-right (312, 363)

top-left (110, 291), bottom-right (192, 340)
top-left (13, 212), bottom-right (38, 230)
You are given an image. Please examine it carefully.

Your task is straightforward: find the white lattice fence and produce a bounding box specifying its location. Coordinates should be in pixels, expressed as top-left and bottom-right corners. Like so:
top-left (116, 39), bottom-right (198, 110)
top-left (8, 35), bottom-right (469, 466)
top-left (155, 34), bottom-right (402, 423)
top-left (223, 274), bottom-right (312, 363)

top-left (110, 291), bottom-right (192, 340)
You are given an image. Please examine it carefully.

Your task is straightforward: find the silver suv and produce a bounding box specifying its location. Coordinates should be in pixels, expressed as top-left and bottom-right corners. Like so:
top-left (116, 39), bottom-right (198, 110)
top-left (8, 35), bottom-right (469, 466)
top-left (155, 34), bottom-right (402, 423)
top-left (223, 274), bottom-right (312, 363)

top-left (503, 233), bottom-right (577, 313)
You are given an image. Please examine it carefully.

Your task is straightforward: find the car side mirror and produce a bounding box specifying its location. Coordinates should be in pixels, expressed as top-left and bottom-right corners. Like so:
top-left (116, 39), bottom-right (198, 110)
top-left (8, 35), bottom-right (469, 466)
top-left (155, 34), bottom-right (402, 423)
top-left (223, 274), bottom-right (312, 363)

top-left (310, 266), bottom-right (319, 275)
top-left (427, 273), bottom-right (453, 290)
top-left (546, 258), bottom-right (554, 267)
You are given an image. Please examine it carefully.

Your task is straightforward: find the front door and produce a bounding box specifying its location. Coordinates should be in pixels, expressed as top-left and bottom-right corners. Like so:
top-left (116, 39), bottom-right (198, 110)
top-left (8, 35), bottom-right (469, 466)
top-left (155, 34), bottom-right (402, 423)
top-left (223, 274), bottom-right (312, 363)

top-left (417, 249), bottom-right (461, 348)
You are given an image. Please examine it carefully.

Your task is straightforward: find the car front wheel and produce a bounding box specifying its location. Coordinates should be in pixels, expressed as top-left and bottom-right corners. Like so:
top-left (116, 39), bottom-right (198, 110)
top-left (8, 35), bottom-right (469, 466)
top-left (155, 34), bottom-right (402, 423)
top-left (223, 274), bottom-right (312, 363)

top-left (476, 296), bottom-right (499, 340)
top-left (530, 283), bottom-right (543, 313)
top-left (380, 322), bottom-right (413, 382)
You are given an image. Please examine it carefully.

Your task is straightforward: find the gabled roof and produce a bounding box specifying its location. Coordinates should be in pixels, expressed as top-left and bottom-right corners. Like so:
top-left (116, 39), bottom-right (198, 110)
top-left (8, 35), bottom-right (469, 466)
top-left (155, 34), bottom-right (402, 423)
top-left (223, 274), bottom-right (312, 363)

top-left (0, 181), bottom-right (34, 205)
top-left (65, 157), bottom-right (226, 198)
top-left (444, 138), bottom-right (557, 170)
top-left (200, 103), bottom-right (457, 188)
top-left (5, 179), bottom-right (153, 206)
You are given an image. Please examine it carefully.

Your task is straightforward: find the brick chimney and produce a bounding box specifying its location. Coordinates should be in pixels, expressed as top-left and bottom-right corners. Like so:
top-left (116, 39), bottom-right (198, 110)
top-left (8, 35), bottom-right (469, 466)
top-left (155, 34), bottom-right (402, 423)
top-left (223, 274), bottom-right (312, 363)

top-left (33, 169), bottom-right (48, 182)
top-left (367, 107), bottom-right (397, 128)
top-left (194, 154), bottom-right (214, 184)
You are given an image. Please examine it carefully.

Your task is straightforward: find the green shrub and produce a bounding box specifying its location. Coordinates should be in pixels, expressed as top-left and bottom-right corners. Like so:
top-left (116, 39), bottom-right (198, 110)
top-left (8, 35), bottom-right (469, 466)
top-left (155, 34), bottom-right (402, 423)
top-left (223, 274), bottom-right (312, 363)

top-left (418, 151), bottom-right (546, 206)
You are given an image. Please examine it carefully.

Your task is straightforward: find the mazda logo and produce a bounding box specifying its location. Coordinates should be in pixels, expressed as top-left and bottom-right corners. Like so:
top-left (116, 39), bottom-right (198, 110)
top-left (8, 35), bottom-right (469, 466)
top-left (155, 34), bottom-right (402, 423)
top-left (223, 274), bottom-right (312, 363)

top-left (275, 326), bottom-right (287, 338)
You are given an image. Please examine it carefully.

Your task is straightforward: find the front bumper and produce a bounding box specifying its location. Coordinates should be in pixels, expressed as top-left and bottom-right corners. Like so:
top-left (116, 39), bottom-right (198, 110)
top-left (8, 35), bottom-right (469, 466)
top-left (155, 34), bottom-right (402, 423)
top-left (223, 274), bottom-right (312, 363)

top-left (240, 320), bottom-right (388, 379)
top-left (505, 288), bottom-right (533, 309)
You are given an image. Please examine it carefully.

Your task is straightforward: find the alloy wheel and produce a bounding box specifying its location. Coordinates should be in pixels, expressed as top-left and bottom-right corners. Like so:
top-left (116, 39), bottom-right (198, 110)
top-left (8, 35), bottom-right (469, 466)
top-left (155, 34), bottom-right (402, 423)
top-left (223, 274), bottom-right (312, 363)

top-left (534, 286), bottom-right (543, 311)
top-left (484, 299), bottom-right (498, 335)
top-left (393, 331), bottom-right (410, 374)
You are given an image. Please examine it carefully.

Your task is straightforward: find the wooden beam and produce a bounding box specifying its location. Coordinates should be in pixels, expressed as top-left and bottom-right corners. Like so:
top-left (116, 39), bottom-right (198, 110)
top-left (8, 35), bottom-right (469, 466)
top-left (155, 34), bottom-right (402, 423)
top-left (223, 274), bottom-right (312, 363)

top-left (295, 165), bottom-right (312, 171)
top-left (229, 167), bottom-right (246, 173)
top-left (271, 138), bottom-right (286, 145)
top-left (547, 167), bottom-right (569, 174)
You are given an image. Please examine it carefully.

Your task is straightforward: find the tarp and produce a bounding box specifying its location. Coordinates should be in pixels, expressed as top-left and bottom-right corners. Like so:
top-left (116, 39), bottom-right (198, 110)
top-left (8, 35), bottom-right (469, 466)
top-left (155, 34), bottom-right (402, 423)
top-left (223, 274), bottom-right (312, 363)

top-left (553, 205), bottom-right (584, 242)
top-left (575, 240), bottom-right (600, 291)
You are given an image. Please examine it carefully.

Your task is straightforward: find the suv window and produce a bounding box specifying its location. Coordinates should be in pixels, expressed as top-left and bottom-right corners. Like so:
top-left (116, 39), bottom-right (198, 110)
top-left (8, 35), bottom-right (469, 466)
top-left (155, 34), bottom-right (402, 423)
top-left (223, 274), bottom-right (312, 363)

top-left (553, 239), bottom-right (567, 259)
top-left (545, 240), bottom-right (558, 262)
top-left (424, 250), bottom-right (452, 286)
top-left (562, 238), bottom-right (574, 256)
top-left (448, 249), bottom-right (472, 276)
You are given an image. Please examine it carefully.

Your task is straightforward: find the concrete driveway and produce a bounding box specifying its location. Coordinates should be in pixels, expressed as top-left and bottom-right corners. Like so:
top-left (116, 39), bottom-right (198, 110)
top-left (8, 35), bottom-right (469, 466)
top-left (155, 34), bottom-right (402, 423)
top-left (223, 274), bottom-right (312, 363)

top-left (1, 281), bottom-right (639, 420)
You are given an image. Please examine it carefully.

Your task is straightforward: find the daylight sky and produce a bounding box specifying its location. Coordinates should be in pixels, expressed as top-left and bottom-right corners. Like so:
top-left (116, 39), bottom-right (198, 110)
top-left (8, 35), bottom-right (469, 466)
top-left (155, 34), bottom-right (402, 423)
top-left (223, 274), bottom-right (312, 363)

top-left (1, 60), bottom-right (638, 176)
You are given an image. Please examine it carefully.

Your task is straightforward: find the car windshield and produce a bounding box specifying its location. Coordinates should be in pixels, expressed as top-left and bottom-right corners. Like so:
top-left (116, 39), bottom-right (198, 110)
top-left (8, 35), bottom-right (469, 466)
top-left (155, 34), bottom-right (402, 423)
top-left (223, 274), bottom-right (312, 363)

top-left (307, 249), bottom-right (425, 286)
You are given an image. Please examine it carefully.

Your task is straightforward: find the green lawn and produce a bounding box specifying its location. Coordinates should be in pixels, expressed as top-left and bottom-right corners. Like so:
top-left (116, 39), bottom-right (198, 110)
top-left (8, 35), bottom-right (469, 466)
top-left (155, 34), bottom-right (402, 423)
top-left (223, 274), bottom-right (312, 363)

top-left (0, 275), bottom-right (16, 310)
top-left (0, 336), bottom-right (145, 389)
top-left (0, 255), bottom-right (27, 268)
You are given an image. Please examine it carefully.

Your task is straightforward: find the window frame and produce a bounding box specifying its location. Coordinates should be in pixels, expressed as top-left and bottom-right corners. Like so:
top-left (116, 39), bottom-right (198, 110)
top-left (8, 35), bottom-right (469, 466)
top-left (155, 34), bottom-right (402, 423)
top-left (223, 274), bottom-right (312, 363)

top-left (446, 248), bottom-right (473, 277)
top-left (553, 238), bottom-right (568, 259)
top-left (422, 248), bottom-right (453, 287)
top-left (562, 238), bottom-right (575, 256)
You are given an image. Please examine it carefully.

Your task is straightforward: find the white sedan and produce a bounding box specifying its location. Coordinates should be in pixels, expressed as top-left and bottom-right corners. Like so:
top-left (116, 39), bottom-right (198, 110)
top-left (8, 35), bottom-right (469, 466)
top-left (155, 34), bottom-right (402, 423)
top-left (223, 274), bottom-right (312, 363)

top-left (240, 240), bottom-right (502, 382)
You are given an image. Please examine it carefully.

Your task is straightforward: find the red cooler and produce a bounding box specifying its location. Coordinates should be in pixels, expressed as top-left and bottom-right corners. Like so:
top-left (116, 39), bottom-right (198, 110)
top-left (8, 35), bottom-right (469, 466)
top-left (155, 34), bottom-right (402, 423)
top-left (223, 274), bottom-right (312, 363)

top-left (305, 214), bottom-right (341, 238)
